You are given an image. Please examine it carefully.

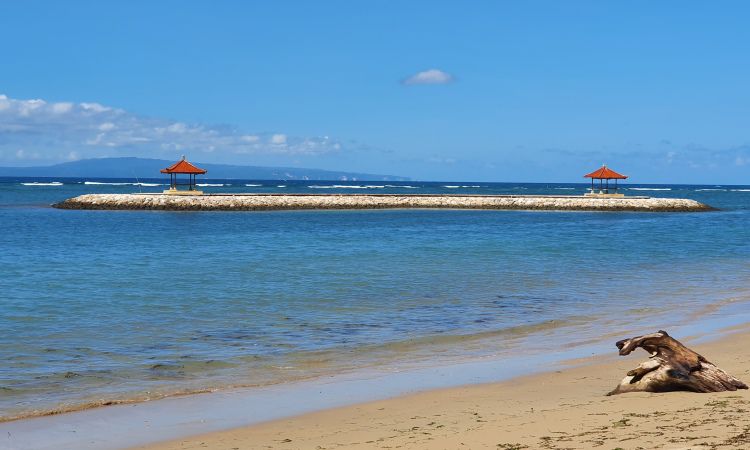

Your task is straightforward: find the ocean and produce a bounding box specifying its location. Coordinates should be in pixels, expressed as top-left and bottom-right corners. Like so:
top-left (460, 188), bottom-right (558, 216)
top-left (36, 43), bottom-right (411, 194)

top-left (2, 177), bottom-right (750, 421)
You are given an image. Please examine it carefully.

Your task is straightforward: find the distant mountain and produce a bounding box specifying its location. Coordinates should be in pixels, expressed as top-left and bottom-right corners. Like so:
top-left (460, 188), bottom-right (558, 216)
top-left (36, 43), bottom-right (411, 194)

top-left (0, 157), bottom-right (410, 181)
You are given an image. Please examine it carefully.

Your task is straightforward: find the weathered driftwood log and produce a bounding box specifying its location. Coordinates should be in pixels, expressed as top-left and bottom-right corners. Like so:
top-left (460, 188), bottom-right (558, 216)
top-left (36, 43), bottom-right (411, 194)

top-left (608, 330), bottom-right (747, 395)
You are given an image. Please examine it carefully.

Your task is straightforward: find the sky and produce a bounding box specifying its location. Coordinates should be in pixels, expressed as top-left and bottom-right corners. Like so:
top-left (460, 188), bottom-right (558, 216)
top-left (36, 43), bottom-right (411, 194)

top-left (1, 1), bottom-right (750, 183)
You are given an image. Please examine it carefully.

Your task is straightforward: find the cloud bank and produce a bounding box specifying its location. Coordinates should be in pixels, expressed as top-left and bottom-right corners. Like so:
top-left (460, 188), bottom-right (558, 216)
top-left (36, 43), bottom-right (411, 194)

top-left (402, 69), bottom-right (454, 85)
top-left (0, 94), bottom-right (344, 164)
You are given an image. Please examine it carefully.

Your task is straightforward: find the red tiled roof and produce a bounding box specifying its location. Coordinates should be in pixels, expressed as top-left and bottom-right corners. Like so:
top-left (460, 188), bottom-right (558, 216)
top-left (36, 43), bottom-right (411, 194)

top-left (160, 157), bottom-right (207, 174)
top-left (584, 165), bottom-right (627, 179)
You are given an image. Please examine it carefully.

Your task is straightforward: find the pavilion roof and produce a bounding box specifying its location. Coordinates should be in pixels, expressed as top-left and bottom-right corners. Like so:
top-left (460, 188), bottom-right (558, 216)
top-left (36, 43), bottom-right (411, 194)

top-left (160, 157), bottom-right (207, 174)
top-left (584, 165), bottom-right (627, 180)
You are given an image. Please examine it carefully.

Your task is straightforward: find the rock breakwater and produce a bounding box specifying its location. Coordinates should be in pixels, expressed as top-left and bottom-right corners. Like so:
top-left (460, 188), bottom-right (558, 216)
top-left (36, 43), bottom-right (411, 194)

top-left (53, 194), bottom-right (715, 212)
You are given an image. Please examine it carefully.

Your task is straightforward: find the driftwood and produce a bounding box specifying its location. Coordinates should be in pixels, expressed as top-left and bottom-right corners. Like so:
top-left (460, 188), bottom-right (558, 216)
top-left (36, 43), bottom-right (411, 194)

top-left (608, 330), bottom-right (747, 395)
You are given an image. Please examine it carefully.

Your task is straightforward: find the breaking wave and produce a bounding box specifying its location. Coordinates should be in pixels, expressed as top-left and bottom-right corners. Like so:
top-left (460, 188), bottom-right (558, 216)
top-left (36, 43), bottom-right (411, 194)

top-left (628, 188), bottom-right (672, 191)
top-left (21, 182), bottom-right (63, 186)
top-left (308, 185), bottom-right (387, 189)
top-left (84, 181), bottom-right (162, 187)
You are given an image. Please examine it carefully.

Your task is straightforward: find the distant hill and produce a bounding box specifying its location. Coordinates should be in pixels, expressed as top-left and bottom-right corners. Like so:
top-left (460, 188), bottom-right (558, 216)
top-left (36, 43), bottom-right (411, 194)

top-left (0, 157), bottom-right (410, 181)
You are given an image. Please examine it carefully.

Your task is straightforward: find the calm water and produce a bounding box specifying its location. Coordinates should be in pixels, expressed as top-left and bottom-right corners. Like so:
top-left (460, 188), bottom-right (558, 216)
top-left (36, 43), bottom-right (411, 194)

top-left (2, 178), bottom-right (750, 420)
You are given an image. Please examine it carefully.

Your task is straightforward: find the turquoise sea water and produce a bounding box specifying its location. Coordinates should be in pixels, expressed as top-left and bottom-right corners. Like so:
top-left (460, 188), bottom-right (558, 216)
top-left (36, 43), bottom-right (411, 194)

top-left (1, 178), bottom-right (749, 420)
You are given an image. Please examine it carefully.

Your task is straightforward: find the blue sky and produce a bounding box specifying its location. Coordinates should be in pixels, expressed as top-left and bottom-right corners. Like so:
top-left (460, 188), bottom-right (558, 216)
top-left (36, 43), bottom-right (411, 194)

top-left (1, 1), bottom-right (750, 183)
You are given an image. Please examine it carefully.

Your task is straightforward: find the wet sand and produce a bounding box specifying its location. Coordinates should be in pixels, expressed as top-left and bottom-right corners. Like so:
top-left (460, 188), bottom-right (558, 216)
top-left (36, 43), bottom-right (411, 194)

top-left (137, 327), bottom-right (750, 450)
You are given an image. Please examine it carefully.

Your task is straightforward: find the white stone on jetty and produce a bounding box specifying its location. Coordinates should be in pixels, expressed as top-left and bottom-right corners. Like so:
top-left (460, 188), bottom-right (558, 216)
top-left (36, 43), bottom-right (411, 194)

top-left (53, 193), bottom-right (714, 212)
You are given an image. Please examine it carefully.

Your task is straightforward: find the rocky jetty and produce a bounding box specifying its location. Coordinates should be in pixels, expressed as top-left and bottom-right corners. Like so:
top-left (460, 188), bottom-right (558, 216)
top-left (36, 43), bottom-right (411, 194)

top-left (53, 193), bottom-right (715, 212)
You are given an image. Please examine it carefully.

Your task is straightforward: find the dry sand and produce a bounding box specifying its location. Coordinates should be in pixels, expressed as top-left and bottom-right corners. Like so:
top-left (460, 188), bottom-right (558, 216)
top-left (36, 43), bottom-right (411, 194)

top-left (137, 327), bottom-right (750, 450)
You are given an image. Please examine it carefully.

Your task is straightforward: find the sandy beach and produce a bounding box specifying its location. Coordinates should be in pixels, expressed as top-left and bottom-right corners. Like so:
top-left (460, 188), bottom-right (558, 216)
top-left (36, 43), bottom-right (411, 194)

top-left (136, 326), bottom-right (750, 450)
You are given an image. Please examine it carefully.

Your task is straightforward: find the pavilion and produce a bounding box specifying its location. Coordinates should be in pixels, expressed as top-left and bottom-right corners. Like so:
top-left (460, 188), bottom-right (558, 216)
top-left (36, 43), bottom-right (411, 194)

top-left (584, 165), bottom-right (628, 197)
top-left (160, 156), bottom-right (207, 195)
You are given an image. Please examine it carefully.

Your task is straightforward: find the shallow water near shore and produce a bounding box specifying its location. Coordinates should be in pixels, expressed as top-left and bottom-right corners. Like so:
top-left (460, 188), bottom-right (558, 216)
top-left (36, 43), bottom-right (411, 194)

top-left (1, 178), bottom-right (750, 421)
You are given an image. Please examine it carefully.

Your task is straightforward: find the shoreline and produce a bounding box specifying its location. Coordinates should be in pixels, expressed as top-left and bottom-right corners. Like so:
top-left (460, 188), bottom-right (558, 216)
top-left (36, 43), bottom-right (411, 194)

top-left (51, 193), bottom-right (715, 212)
top-left (137, 325), bottom-right (750, 450)
top-left (2, 295), bottom-right (745, 425)
top-left (4, 304), bottom-right (750, 450)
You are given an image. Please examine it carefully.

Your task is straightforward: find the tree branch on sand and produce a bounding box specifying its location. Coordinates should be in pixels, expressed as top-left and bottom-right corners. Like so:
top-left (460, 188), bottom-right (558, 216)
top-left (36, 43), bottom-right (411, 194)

top-left (608, 330), bottom-right (748, 395)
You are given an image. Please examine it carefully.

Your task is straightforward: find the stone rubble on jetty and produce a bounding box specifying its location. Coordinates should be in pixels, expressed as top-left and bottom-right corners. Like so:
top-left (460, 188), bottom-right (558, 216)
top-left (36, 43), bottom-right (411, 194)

top-left (53, 193), bottom-right (714, 212)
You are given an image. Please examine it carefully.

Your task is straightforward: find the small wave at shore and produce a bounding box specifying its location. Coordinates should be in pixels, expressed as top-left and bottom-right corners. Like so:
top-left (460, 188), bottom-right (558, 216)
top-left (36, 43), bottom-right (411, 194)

top-left (197, 183), bottom-right (225, 187)
top-left (4, 293), bottom-right (741, 424)
top-left (443, 185), bottom-right (481, 188)
top-left (21, 182), bottom-right (63, 186)
top-left (245, 184), bottom-right (263, 187)
top-left (0, 315), bottom-right (591, 423)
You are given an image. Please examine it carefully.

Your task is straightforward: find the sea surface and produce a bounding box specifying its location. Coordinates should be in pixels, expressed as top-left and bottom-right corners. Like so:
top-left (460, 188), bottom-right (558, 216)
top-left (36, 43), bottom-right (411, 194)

top-left (1, 177), bottom-right (750, 421)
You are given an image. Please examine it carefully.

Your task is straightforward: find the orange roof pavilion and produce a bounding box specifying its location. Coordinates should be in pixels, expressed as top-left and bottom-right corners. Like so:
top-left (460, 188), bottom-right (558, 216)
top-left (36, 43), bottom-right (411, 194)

top-left (584, 165), bottom-right (627, 195)
top-left (161, 156), bottom-right (207, 193)
top-left (584, 165), bottom-right (628, 180)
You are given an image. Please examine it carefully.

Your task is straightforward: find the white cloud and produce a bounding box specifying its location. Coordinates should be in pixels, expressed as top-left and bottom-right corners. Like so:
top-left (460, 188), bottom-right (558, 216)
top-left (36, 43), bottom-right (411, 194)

top-left (51, 102), bottom-right (73, 114)
top-left (80, 102), bottom-right (111, 113)
top-left (402, 69), bottom-right (455, 85)
top-left (0, 94), bottom-right (345, 164)
top-left (270, 134), bottom-right (287, 145)
top-left (19, 99), bottom-right (46, 117)
top-left (15, 149), bottom-right (41, 160)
